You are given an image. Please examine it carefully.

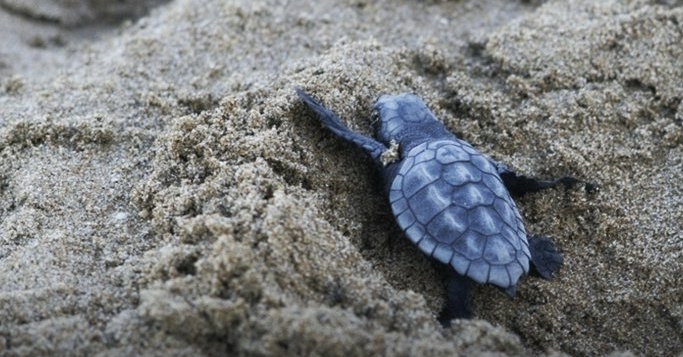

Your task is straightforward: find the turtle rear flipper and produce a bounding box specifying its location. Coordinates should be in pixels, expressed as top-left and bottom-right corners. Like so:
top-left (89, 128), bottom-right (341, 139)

top-left (528, 235), bottom-right (564, 280)
top-left (295, 88), bottom-right (387, 164)
top-left (438, 273), bottom-right (473, 326)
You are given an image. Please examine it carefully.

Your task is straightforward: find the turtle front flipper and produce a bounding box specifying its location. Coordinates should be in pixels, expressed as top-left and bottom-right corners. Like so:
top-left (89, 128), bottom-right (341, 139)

top-left (438, 273), bottom-right (473, 326)
top-left (491, 162), bottom-right (596, 196)
top-left (295, 88), bottom-right (387, 164)
top-left (528, 235), bottom-right (564, 279)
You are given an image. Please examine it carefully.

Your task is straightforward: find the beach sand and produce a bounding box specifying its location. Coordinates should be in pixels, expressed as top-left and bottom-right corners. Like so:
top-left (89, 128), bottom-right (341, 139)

top-left (0, 0), bottom-right (681, 356)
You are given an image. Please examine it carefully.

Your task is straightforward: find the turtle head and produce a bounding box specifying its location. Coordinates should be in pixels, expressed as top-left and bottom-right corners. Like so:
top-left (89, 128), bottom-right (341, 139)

top-left (373, 94), bottom-right (450, 152)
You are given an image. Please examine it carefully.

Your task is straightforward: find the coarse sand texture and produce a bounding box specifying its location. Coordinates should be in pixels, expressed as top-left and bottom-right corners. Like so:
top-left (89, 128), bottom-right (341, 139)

top-left (0, 0), bottom-right (681, 356)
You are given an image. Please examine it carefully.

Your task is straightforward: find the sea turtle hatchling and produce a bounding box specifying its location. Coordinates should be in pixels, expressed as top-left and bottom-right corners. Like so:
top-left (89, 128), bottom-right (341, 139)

top-left (295, 88), bottom-right (590, 324)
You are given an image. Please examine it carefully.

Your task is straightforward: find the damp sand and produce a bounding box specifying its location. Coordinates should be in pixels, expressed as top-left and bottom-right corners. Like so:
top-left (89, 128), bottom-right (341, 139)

top-left (0, 0), bottom-right (681, 356)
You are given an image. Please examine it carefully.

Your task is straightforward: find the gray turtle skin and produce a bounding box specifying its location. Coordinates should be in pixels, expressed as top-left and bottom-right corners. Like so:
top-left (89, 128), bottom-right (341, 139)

top-left (296, 88), bottom-right (585, 323)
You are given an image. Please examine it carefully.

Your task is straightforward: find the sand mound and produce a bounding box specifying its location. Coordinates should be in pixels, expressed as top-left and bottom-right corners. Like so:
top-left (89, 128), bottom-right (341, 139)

top-left (0, 0), bottom-right (680, 356)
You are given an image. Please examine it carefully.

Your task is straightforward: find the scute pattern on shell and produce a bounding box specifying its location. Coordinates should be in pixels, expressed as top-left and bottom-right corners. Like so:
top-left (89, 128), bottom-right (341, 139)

top-left (389, 140), bottom-right (531, 288)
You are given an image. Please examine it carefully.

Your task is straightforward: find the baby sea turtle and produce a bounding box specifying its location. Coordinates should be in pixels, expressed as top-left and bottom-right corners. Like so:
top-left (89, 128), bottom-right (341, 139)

top-left (295, 88), bottom-right (589, 324)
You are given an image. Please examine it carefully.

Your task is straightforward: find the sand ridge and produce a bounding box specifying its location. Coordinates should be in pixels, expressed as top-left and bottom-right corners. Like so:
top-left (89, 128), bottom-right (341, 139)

top-left (0, 0), bottom-right (681, 356)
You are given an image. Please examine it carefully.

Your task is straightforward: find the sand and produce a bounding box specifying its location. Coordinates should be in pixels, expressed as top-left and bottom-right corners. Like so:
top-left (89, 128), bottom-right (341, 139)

top-left (0, 0), bottom-right (681, 356)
